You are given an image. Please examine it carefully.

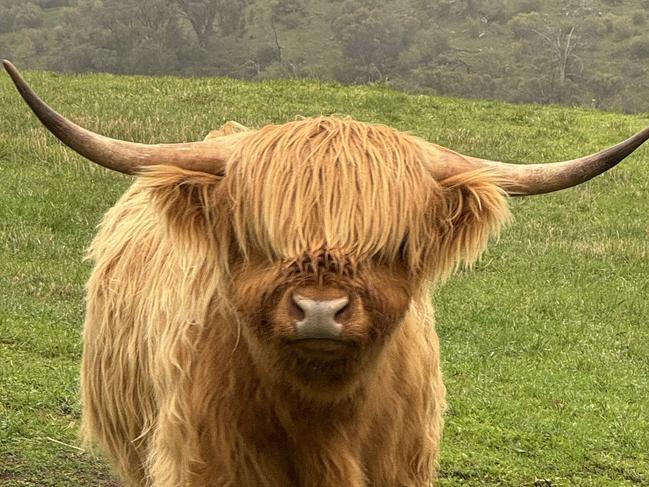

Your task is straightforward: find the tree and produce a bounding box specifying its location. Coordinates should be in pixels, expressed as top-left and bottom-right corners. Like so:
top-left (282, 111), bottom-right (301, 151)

top-left (587, 72), bottom-right (622, 109)
top-left (14, 3), bottom-right (44, 29)
top-left (51, 0), bottom-right (186, 74)
top-left (332, 3), bottom-right (418, 83)
top-left (538, 24), bottom-right (579, 85)
top-left (509, 12), bottom-right (583, 102)
top-left (0, 1), bottom-right (44, 33)
top-left (271, 0), bottom-right (305, 28)
top-left (174, 0), bottom-right (246, 49)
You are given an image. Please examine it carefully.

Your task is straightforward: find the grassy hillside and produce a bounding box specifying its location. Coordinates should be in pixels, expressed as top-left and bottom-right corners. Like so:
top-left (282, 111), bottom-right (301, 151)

top-left (0, 70), bottom-right (648, 486)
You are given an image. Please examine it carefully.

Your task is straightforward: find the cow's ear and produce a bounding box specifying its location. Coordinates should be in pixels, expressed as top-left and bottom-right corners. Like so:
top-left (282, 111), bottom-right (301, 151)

top-left (433, 169), bottom-right (511, 279)
top-left (137, 165), bottom-right (229, 236)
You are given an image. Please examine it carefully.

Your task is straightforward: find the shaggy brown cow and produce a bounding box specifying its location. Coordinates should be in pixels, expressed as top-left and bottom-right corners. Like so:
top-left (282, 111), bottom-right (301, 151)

top-left (4, 60), bottom-right (649, 487)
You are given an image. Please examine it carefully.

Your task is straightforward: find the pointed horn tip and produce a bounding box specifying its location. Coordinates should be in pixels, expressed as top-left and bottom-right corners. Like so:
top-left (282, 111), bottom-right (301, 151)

top-left (2, 59), bottom-right (22, 85)
top-left (3, 59), bottom-right (16, 72)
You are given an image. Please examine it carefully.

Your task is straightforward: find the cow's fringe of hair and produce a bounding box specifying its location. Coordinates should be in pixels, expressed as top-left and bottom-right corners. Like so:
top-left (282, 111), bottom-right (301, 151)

top-left (227, 116), bottom-right (510, 283)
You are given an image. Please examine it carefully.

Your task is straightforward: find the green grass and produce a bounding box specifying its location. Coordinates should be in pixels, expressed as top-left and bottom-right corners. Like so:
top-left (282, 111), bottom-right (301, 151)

top-left (1, 70), bottom-right (648, 486)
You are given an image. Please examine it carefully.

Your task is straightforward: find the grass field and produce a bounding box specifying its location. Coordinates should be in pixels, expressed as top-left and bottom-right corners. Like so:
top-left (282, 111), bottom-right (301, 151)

top-left (0, 69), bottom-right (648, 486)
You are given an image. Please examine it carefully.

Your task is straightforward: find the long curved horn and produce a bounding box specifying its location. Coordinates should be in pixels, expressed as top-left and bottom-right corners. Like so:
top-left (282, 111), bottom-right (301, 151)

top-left (3, 60), bottom-right (231, 175)
top-left (428, 126), bottom-right (649, 196)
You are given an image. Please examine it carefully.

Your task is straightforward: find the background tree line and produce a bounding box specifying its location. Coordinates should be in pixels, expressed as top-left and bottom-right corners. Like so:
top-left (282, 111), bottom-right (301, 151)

top-left (1, 0), bottom-right (648, 113)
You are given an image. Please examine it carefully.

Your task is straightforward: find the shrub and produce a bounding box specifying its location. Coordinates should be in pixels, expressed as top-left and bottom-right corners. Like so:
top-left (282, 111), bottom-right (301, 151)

top-left (629, 37), bottom-right (649, 58)
top-left (256, 45), bottom-right (280, 68)
top-left (0, 7), bottom-right (14, 33)
top-left (632, 12), bottom-right (646, 26)
top-left (12, 2), bottom-right (44, 30)
top-left (35, 0), bottom-right (71, 7)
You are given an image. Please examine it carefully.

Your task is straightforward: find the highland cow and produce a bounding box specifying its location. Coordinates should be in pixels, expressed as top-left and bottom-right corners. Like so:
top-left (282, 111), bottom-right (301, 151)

top-left (4, 60), bottom-right (649, 487)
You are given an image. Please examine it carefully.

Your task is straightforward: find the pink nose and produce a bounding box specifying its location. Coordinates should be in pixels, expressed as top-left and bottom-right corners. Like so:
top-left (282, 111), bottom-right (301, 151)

top-left (292, 294), bottom-right (349, 339)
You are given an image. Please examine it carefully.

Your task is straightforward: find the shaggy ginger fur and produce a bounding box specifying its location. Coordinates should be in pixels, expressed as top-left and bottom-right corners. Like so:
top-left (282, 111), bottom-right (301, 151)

top-left (82, 117), bottom-right (510, 486)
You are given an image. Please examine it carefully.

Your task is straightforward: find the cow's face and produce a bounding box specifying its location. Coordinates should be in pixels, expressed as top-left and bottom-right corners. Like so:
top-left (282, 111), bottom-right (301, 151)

top-left (221, 118), bottom-right (510, 392)
top-left (230, 249), bottom-right (414, 389)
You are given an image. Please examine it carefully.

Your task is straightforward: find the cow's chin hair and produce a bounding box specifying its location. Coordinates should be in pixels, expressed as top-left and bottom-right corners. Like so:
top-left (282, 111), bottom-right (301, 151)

top-left (243, 323), bottom-right (397, 403)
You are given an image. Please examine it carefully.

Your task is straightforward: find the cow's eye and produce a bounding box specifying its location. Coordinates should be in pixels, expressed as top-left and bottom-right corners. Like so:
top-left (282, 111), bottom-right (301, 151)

top-left (398, 237), bottom-right (409, 261)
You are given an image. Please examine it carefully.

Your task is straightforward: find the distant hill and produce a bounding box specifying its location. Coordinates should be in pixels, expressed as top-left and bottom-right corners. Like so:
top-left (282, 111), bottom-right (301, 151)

top-left (1, 0), bottom-right (649, 113)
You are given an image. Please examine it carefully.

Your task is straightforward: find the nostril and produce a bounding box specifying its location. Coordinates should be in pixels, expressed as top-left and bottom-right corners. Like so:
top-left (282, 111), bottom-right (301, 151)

top-left (290, 294), bottom-right (306, 320)
top-left (334, 300), bottom-right (351, 321)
